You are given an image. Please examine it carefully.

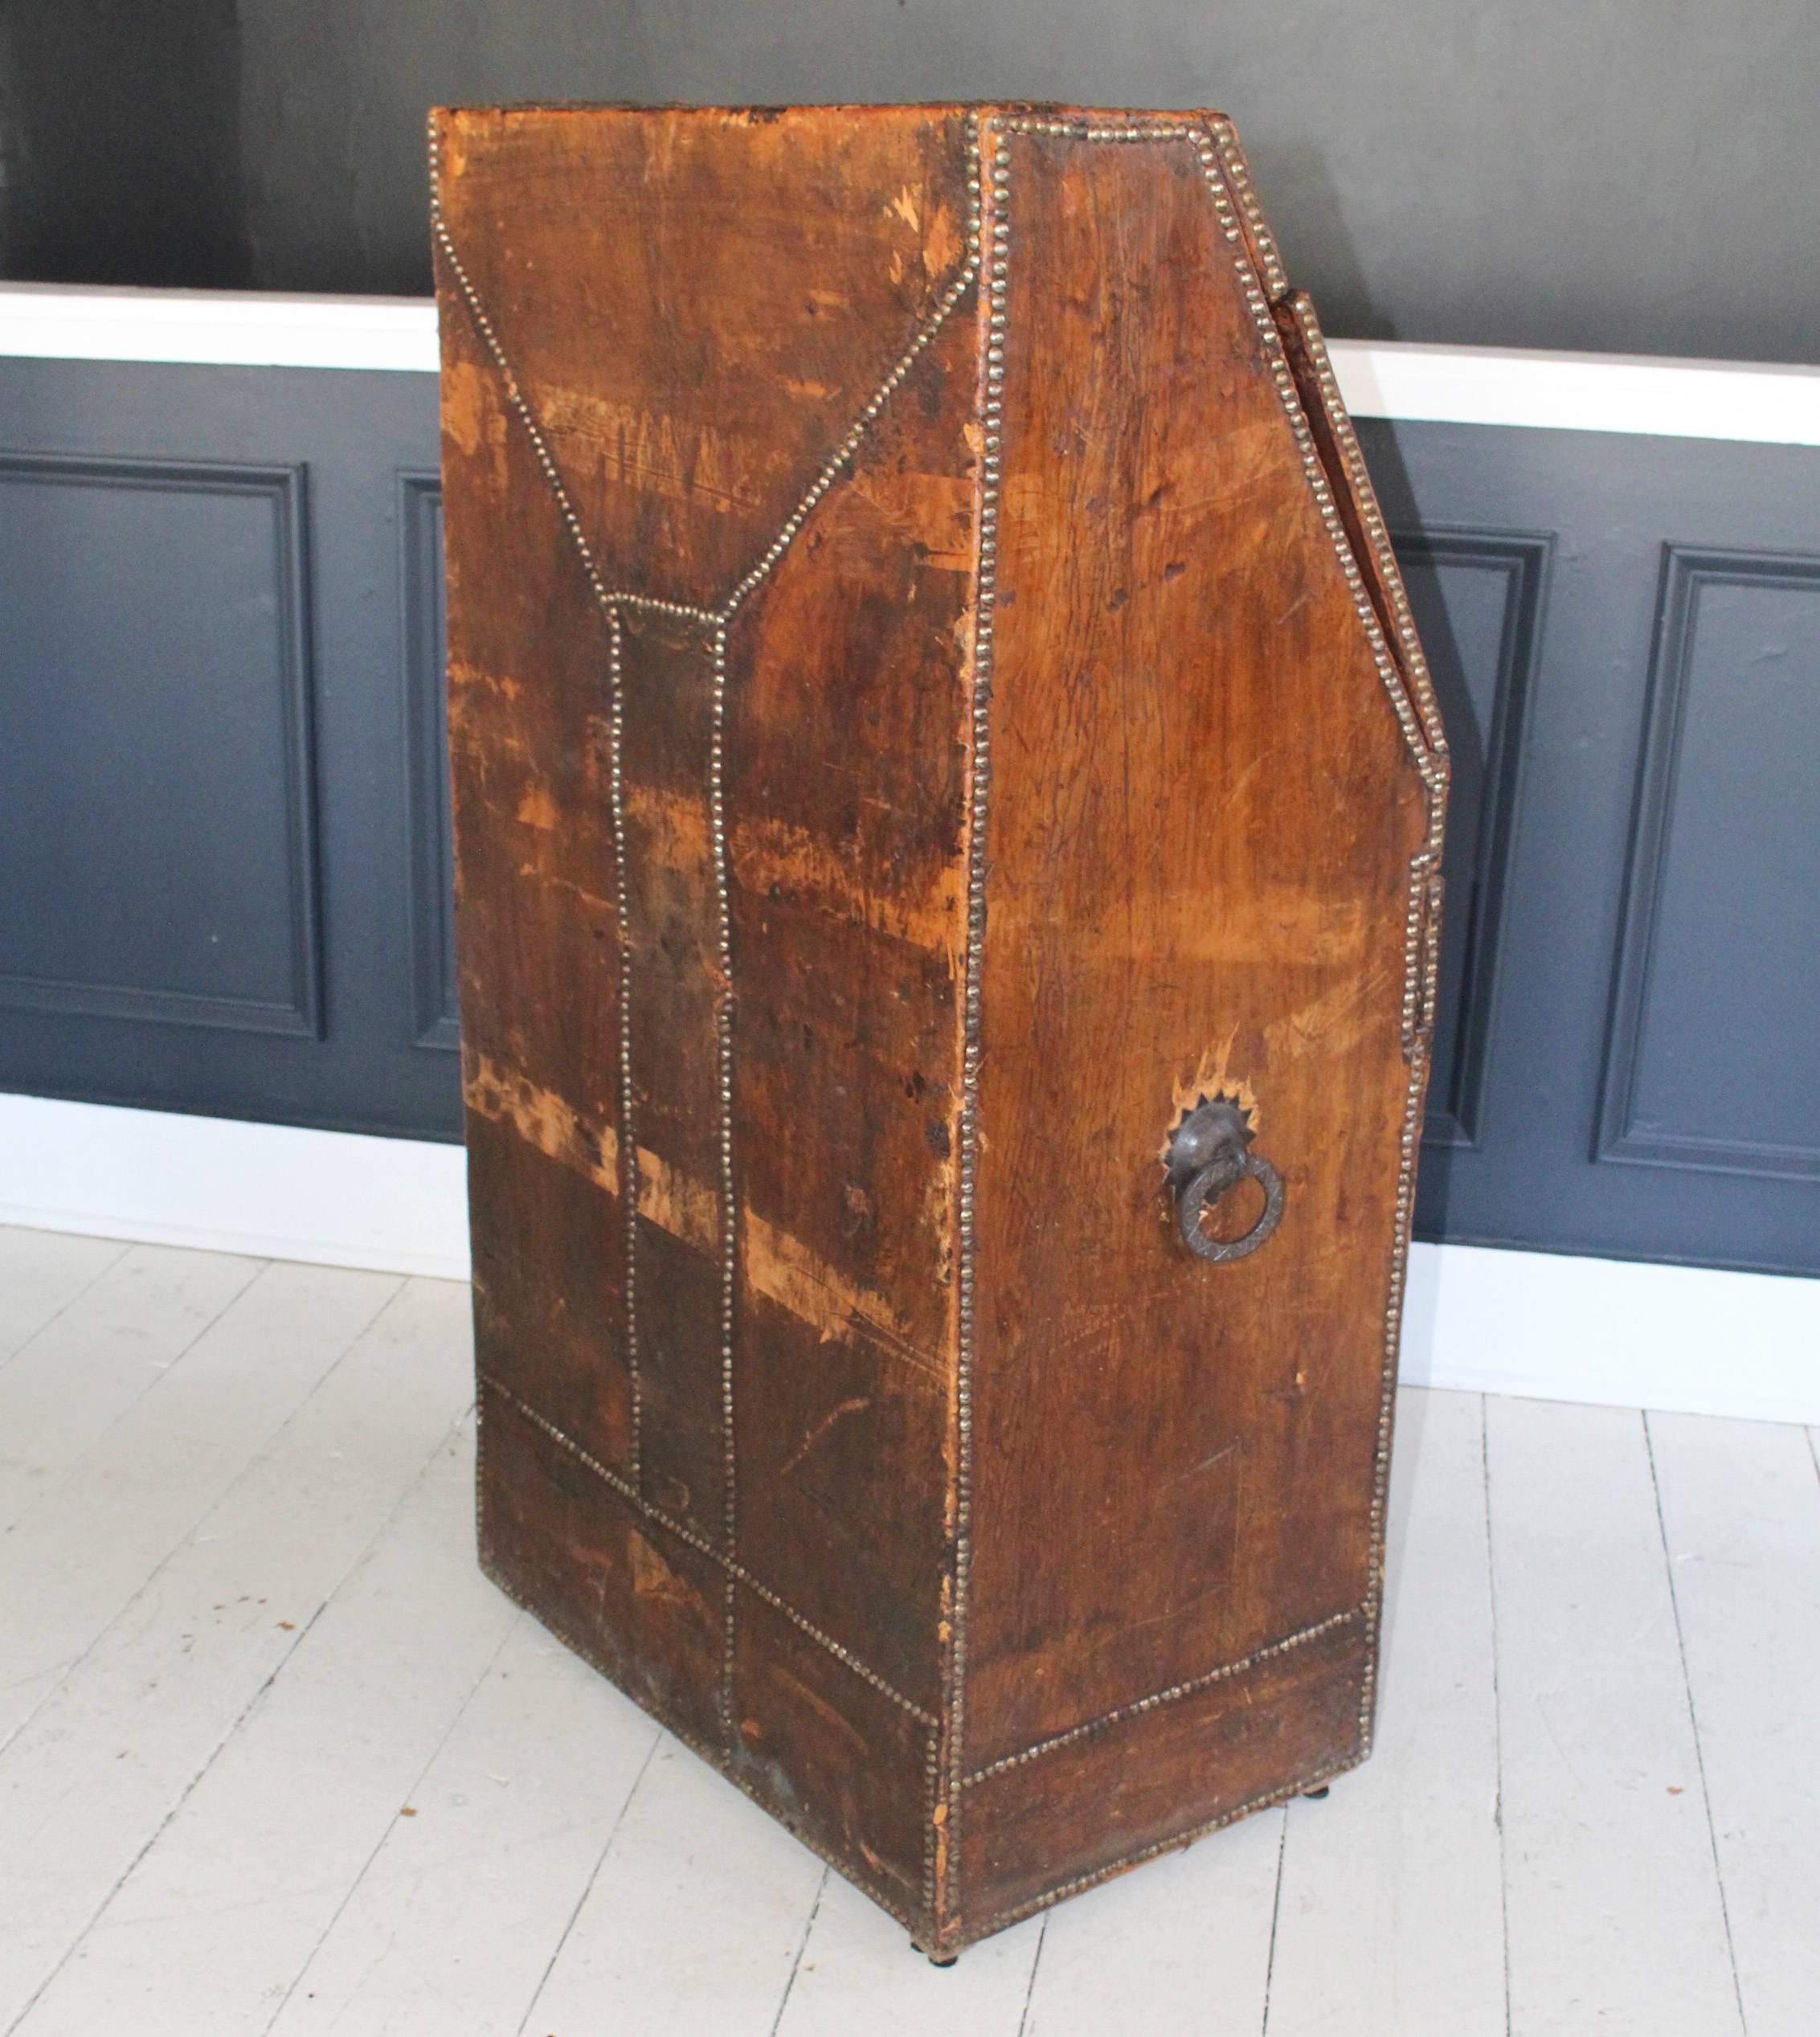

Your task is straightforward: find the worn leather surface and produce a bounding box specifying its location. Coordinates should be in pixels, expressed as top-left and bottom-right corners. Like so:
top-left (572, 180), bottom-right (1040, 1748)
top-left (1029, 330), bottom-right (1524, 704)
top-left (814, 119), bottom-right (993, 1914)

top-left (435, 100), bottom-right (1445, 1954)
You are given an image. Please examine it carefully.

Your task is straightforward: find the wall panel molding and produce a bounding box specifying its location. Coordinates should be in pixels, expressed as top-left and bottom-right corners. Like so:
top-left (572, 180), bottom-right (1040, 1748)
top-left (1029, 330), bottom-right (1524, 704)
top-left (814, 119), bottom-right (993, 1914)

top-left (0, 450), bottom-right (323, 1037)
top-left (398, 472), bottom-right (459, 1051)
top-left (1397, 526), bottom-right (1550, 1150)
top-left (1597, 543), bottom-right (1820, 1181)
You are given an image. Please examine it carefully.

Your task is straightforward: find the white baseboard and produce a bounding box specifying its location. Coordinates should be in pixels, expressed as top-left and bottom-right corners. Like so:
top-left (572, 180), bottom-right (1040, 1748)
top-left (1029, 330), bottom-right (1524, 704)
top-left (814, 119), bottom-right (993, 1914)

top-left (0, 1092), bottom-right (468, 1281)
top-left (1400, 1241), bottom-right (1817, 1426)
top-left (2, 1092), bottom-right (1814, 1423)
top-left (4, 284), bottom-right (1820, 448)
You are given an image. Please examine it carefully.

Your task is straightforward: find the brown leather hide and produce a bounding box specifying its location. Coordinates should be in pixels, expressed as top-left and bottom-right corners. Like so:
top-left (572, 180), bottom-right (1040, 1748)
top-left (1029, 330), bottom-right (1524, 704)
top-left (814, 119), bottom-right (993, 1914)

top-left (432, 101), bottom-right (1446, 1956)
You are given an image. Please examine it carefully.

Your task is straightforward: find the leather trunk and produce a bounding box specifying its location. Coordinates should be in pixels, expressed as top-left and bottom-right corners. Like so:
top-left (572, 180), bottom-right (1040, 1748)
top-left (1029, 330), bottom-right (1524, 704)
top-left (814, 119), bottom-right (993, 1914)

top-left (431, 100), bottom-right (1448, 1958)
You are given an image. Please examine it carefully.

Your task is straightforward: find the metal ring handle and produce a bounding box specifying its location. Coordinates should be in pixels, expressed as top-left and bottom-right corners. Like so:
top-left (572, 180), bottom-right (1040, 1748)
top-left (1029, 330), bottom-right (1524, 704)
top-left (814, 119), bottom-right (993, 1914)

top-left (1176, 1149), bottom-right (1286, 1262)
top-left (1164, 1096), bottom-right (1286, 1264)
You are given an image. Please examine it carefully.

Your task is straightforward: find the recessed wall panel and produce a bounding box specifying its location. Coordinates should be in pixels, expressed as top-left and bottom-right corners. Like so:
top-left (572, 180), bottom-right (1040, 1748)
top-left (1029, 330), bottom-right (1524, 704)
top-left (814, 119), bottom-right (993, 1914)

top-left (1599, 547), bottom-right (1820, 1179)
top-left (0, 453), bottom-right (319, 1036)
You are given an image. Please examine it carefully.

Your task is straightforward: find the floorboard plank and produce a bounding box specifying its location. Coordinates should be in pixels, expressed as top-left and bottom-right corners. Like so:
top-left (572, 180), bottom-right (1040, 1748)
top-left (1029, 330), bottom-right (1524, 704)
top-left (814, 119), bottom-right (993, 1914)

top-left (0, 1262), bottom-right (400, 1752)
top-left (0, 1242), bottom-right (260, 1533)
top-left (0, 1228), bottom-right (128, 1365)
top-left (1016, 1803), bottom-right (1282, 2037)
top-left (15, 1405), bottom-right (511, 2037)
top-left (1266, 1388), bottom-right (1506, 2035)
top-left (0, 1279), bottom-right (480, 2035)
top-left (521, 1736), bottom-right (824, 2037)
top-left (1649, 1412), bottom-right (1820, 2037)
top-left (267, 1614), bottom-right (662, 2036)
top-left (776, 1870), bottom-right (1042, 2037)
top-left (1487, 1396), bottom-right (1742, 2037)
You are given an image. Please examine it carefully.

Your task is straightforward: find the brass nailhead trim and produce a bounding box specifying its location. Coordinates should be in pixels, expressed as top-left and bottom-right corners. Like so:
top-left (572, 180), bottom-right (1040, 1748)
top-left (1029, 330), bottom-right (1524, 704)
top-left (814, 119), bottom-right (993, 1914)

top-left (927, 117), bottom-right (987, 1943)
top-left (1176, 114), bottom-right (1444, 1762)
top-left (709, 620), bottom-right (740, 1747)
top-left (1207, 116), bottom-right (1290, 300)
top-left (960, 1606), bottom-right (1365, 1788)
top-left (479, 1373), bottom-right (937, 1728)
top-left (604, 607), bottom-right (643, 1485)
top-left (938, 107), bottom-right (999, 1947)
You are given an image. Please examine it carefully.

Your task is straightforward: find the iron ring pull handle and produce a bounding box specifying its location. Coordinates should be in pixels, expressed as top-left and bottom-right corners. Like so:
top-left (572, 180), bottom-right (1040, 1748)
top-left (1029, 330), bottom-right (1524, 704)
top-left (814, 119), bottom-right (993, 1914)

top-left (1165, 1098), bottom-right (1286, 1264)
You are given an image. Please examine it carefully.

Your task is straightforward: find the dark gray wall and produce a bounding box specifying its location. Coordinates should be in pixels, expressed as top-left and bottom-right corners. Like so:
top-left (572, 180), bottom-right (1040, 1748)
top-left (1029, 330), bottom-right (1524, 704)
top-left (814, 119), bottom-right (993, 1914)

top-left (1, 355), bottom-right (1816, 1275)
top-left (236, 0), bottom-right (1820, 363)
top-left (2, 2), bottom-right (1818, 363)
top-left (1368, 419), bottom-right (1820, 1278)
top-left (0, 0), bottom-right (251, 288)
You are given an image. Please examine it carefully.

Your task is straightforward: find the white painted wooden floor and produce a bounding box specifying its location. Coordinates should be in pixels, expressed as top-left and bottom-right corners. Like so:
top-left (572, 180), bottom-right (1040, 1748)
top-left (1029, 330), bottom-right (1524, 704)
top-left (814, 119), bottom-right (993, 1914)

top-left (2, 1228), bottom-right (1815, 2036)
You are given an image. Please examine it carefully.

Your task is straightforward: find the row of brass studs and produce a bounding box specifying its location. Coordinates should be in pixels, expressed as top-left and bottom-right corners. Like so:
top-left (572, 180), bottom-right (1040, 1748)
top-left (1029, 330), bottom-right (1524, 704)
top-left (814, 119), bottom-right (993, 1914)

top-left (605, 610), bottom-right (642, 1480)
top-left (939, 107), bottom-right (1004, 1947)
top-left (960, 1605), bottom-right (1364, 1787)
top-left (709, 623), bottom-right (741, 1746)
top-left (478, 1373), bottom-right (937, 1724)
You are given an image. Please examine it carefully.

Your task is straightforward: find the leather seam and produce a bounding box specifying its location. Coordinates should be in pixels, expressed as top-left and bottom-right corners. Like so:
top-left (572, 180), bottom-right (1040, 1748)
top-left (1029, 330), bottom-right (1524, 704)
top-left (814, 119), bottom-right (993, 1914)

top-left (936, 107), bottom-right (994, 1949)
top-left (477, 1372), bottom-right (938, 1729)
top-left (959, 1605), bottom-right (1367, 1789)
